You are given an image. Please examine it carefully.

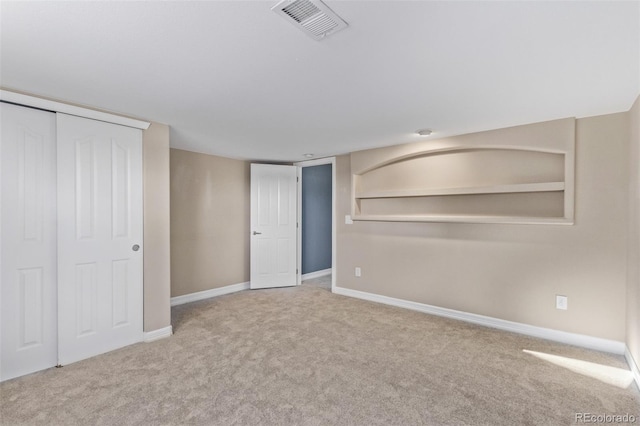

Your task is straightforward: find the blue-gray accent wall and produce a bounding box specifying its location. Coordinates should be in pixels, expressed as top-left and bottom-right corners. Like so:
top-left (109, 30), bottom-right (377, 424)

top-left (302, 164), bottom-right (332, 275)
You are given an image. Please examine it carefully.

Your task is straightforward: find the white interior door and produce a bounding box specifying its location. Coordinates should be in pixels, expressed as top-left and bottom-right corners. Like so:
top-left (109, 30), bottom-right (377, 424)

top-left (250, 164), bottom-right (298, 289)
top-left (1, 103), bottom-right (58, 381)
top-left (57, 113), bottom-right (143, 365)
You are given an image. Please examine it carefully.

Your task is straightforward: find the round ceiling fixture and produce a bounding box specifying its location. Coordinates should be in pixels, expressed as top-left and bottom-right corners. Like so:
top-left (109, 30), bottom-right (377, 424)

top-left (416, 129), bottom-right (433, 136)
top-left (303, 153), bottom-right (314, 158)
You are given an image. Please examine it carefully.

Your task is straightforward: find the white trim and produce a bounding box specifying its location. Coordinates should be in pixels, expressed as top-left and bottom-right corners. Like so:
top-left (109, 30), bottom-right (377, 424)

top-left (301, 268), bottom-right (332, 281)
top-left (625, 346), bottom-right (640, 390)
top-left (0, 90), bottom-right (150, 130)
top-left (170, 282), bottom-right (250, 306)
top-left (143, 326), bottom-right (173, 343)
top-left (333, 286), bottom-right (626, 355)
top-left (294, 157), bottom-right (337, 293)
top-left (331, 159), bottom-right (336, 293)
top-left (294, 157), bottom-right (336, 168)
top-left (352, 214), bottom-right (573, 226)
top-left (297, 167), bottom-right (302, 285)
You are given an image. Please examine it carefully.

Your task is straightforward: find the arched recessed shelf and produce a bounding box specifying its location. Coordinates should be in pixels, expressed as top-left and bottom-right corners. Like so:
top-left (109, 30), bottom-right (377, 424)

top-left (350, 118), bottom-right (575, 225)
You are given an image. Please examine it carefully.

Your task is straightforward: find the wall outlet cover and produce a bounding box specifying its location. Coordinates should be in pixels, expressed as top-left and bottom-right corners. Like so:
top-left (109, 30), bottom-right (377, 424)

top-left (556, 295), bottom-right (568, 310)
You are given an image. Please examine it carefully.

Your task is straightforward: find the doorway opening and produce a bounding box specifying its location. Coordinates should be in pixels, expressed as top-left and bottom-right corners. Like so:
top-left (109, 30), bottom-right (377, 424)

top-left (295, 157), bottom-right (336, 292)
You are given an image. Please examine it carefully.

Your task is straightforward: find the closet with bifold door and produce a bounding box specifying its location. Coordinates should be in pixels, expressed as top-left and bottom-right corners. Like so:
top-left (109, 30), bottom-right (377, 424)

top-left (1, 99), bottom-right (146, 381)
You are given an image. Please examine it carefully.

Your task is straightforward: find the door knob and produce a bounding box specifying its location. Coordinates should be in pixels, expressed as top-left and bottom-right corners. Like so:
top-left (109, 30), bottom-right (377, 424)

top-left (132, 244), bottom-right (140, 251)
top-left (252, 231), bottom-right (262, 235)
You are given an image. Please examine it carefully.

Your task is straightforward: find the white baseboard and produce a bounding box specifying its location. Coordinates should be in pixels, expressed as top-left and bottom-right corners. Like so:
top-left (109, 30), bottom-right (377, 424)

top-left (171, 282), bottom-right (250, 307)
top-left (302, 268), bottom-right (332, 281)
top-left (333, 286), bottom-right (626, 355)
top-left (625, 346), bottom-right (640, 390)
top-left (143, 326), bottom-right (173, 343)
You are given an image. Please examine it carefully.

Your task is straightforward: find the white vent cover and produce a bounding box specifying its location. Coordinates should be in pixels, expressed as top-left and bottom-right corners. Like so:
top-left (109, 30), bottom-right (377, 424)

top-left (272, 0), bottom-right (348, 40)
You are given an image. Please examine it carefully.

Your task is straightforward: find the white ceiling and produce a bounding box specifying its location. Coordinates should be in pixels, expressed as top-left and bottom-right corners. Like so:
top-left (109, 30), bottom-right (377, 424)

top-left (1, 1), bottom-right (639, 162)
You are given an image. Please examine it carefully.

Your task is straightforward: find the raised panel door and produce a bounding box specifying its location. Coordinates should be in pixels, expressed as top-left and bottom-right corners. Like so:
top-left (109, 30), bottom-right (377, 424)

top-left (57, 113), bottom-right (143, 365)
top-left (1, 103), bottom-right (57, 381)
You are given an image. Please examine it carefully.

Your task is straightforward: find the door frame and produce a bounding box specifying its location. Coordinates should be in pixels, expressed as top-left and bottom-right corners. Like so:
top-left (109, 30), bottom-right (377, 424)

top-left (293, 157), bottom-right (336, 292)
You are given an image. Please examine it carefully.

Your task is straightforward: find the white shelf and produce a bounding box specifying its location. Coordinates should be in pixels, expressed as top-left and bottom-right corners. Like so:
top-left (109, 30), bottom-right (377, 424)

top-left (355, 182), bottom-right (565, 199)
top-left (351, 214), bottom-right (573, 225)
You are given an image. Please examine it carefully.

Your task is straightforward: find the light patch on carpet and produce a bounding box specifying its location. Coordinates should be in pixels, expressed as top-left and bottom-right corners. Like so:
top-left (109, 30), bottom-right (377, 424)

top-left (523, 349), bottom-right (634, 389)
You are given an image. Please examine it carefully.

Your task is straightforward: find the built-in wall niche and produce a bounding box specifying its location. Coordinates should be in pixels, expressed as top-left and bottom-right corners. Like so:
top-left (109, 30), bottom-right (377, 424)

top-left (350, 118), bottom-right (575, 225)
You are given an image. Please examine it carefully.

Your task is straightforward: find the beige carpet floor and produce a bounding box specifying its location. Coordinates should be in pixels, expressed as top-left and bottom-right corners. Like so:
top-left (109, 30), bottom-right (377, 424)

top-left (1, 285), bottom-right (639, 425)
top-left (301, 274), bottom-right (331, 291)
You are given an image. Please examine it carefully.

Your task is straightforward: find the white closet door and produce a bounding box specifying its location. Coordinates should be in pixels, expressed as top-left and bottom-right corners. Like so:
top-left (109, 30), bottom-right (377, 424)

top-left (57, 113), bottom-right (143, 365)
top-left (1, 103), bottom-right (58, 381)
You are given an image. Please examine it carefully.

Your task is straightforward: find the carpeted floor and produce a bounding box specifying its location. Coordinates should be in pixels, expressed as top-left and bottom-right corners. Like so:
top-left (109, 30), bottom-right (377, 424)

top-left (1, 284), bottom-right (639, 425)
top-left (301, 274), bottom-right (331, 291)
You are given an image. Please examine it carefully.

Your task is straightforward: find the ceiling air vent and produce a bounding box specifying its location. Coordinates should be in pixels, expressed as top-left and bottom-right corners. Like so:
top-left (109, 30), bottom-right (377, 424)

top-left (272, 0), bottom-right (348, 40)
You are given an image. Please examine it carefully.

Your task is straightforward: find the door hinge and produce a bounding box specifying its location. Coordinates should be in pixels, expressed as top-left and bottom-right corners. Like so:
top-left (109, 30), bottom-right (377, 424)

top-left (296, 269), bottom-right (299, 274)
top-left (297, 177), bottom-right (299, 182)
top-left (297, 222), bottom-right (299, 228)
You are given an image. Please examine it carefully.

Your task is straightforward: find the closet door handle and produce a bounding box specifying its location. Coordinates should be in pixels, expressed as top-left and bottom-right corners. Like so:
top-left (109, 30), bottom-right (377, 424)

top-left (252, 231), bottom-right (262, 235)
top-left (132, 244), bottom-right (140, 251)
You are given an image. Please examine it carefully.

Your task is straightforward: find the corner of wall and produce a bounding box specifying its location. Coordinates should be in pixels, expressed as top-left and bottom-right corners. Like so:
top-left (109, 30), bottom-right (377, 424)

top-left (143, 122), bottom-right (172, 332)
top-left (627, 94), bottom-right (640, 377)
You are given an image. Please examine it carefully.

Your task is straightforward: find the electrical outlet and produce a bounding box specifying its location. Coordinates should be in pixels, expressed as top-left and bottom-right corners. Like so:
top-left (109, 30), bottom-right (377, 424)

top-left (556, 295), bottom-right (568, 310)
top-left (345, 215), bottom-right (353, 225)
top-left (355, 267), bottom-right (361, 277)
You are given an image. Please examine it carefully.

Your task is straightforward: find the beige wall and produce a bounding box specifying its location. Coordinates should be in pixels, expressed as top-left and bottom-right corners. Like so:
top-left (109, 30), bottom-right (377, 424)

top-left (628, 95), bottom-right (640, 365)
top-left (170, 149), bottom-right (250, 297)
top-left (337, 113), bottom-right (630, 341)
top-left (143, 123), bottom-right (172, 332)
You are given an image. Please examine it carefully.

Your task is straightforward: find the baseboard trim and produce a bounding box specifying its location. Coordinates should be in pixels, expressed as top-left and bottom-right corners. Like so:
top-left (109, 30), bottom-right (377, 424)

top-left (625, 346), bottom-right (640, 390)
top-left (333, 286), bottom-right (625, 355)
top-left (170, 282), bottom-right (250, 307)
top-left (143, 326), bottom-right (173, 343)
top-left (302, 268), bottom-right (332, 281)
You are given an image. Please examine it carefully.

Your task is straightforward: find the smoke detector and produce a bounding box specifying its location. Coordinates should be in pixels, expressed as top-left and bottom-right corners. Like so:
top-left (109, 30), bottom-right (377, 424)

top-left (272, 0), bottom-right (348, 40)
